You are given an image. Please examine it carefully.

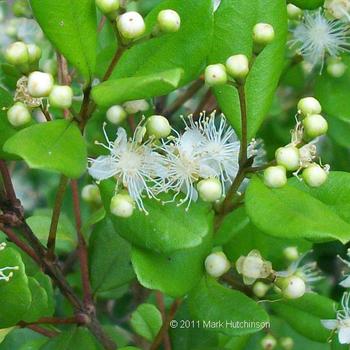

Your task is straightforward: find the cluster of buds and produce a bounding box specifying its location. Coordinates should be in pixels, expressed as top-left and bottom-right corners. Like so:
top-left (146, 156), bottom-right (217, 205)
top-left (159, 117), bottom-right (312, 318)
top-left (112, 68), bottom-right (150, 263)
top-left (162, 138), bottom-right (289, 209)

top-left (264, 97), bottom-right (329, 189)
top-left (204, 23), bottom-right (275, 87)
top-left (261, 334), bottom-right (294, 350)
top-left (95, 0), bottom-right (180, 43)
top-left (0, 243), bottom-right (19, 283)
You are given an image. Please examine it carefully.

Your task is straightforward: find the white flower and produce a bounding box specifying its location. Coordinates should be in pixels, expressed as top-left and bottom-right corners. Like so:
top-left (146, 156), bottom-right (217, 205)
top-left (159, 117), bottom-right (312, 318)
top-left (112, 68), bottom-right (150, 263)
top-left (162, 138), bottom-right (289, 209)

top-left (338, 249), bottom-right (350, 287)
top-left (289, 10), bottom-right (350, 70)
top-left (322, 292), bottom-right (350, 344)
top-left (88, 123), bottom-right (165, 213)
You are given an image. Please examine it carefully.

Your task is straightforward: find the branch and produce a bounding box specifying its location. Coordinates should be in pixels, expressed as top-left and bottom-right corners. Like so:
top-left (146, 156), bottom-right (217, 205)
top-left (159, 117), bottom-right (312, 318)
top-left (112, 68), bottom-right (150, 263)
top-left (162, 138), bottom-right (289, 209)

top-left (0, 160), bottom-right (19, 208)
top-left (155, 292), bottom-right (172, 350)
top-left (47, 175), bottom-right (69, 260)
top-left (237, 84), bottom-right (248, 164)
top-left (25, 324), bottom-right (58, 338)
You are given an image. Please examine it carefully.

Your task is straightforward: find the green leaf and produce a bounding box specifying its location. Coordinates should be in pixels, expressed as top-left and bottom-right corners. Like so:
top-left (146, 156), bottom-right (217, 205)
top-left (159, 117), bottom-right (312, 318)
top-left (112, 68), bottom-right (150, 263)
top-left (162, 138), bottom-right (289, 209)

top-left (188, 277), bottom-right (269, 336)
top-left (3, 120), bottom-right (87, 178)
top-left (131, 233), bottom-right (212, 297)
top-left (109, 0), bottom-right (213, 87)
top-left (92, 68), bottom-right (183, 107)
top-left (0, 247), bottom-right (32, 328)
top-left (270, 293), bottom-right (335, 342)
top-left (29, 0), bottom-right (97, 80)
top-left (289, 0), bottom-right (324, 10)
top-left (0, 328), bottom-right (16, 344)
top-left (32, 271), bottom-right (55, 317)
top-left (328, 117), bottom-right (350, 148)
top-left (210, 0), bottom-right (287, 139)
top-left (100, 180), bottom-right (214, 254)
top-left (219, 207), bottom-right (312, 270)
top-left (245, 175), bottom-right (350, 244)
top-left (119, 348), bottom-right (142, 350)
top-left (40, 327), bottom-right (101, 350)
top-left (27, 215), bottom-right (76, 254)
top-left (0, 329), bottom-right (45, 350)
top-left (89, 218), bottom-right (135, 294)
top-left (130, 303), bottom-right (162, 342)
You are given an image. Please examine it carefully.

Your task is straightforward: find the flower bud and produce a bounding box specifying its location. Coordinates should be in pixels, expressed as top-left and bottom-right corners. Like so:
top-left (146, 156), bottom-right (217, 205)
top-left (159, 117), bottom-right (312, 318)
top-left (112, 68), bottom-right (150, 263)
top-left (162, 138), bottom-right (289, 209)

top-left (287, 4), bottom-right (303, 20)
top-left (205, 64), bottom-right (227, 86)
top-left (327, 60), bottom-right (347, 78)
top-left (27, 71), bottom-right (54, 97)
top-left (146, 115), bottom-right (171, 139)
top-left (123, 99), bottom-right (149, 114)
top-left (205, 252), bottom-right (231, 278)
top-left (27, 44), bottom-right (42, 64)
top-left (49, 85), bottom-right (73, 109)
top-left (106, 105), bottom-right (127, 125)
top-left (253, 281), bottom-right (270, 298)
top-left (264, 166), bottom-right (287, 188)
top-left (261, 334), bottom-right (277, 350)
top-left (225, 54), bottom-right (249, 81)
top-left (5, 41), bottom-right (29, 66)
top-left (197, 178), bottom-right (222, 202)
top-left (275, 146), bottom-right (300, 171)
top-left (302, 114), bottom-right (328, 139)
top-left (81, 184), bottom-right (101, 204)
top-left (297, 97), bottom-right (322, 116)
top-left (278, 275), bottom-right (306, 299)
top-left (252, 23), bottom-right (275, 47)
top-left (325, 0), bottom-right (350, 19)
top-left (7, 102), bottom-right (31, 127)
top-left (302, 164), bottom-right (328, 187)
top-left (95, 0), bottom-right (119, 14)
top-left (157, 9), bottom-right (181, 33)
top-left (283, 246), bottom-right (299, 262)
top-left (117, 11), bottom-right (145, 40)
top-left (110, 193), bottom-right (135, 218)
top-left (280, 337), bottom-right (294, 350)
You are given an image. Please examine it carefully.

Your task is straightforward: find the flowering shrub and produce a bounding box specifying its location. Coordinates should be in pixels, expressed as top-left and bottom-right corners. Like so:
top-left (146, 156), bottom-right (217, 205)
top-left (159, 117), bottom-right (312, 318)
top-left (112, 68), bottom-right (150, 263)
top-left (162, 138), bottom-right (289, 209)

top-left (1, 0), bottom-right (350, 349)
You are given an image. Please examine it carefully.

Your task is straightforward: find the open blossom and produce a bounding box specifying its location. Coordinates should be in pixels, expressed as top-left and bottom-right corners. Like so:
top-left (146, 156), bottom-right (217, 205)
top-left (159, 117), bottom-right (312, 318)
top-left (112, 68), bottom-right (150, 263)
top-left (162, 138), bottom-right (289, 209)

top-left (88, 123), bottom-right (166, 213)
top-left (289, 10), bottom-right (350, 70)
top-left (322, 292), bottom-right (350, 344)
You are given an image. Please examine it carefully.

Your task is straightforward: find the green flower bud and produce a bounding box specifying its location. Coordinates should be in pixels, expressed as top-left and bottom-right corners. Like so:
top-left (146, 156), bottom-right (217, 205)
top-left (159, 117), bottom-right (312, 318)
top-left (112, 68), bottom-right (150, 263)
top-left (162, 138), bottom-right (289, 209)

top-left (5, 41), bottom-right (29, 66)
top-left (297, 97), bottom-right (322, 116)
top-left (261, 334), bottom-right (277, 350)
top-left (27, 71), bottom-right (54, 97)
top-left (27, 44), bottom-right (42, 64)
top-left (205, 252), bottom-right (231, 278)
top-left (253, 281), bottom-right (270, 298)
top-left (95, 0), bottom-right (120, 14)
top-left (157, 9), bottom-right (181, 33)
top-left (225, 54), bottom-right (249, 81)
top-left (117, 11), bottom-right (146, 40)
top-left (106, 105), bottom-right (127, 125)
top-left (252, 23), bottom-right (275, 46)
top-left (146, 115), bottom-right (171, 139)
top-left (123, 99), bottom-right (149, 114)
top-left (275, 146), bottom-right (300, 171)
top-left (264, 166), bottom-right (287, 188)
top-left (327, 60), bottom-right (347, 78)
top-left (277, 275), bottom-right (306, 299)
top-left (283, 246), bottom-right (299, 262)
top-left (7, 102), bottom-right (31, 127)
top-left (302, 164), bottom-right (328, 187)
top-left (81, 184), bottom-right (101, 204)
top-left (280, 337), bottom-right (294, 350)
top-left (49, 85), bottom-right (73, 109)
top-left (197, 178), bottom-right (222, 202)
top-left (205, 64), bottom-right (227, 86)
top-left (110, 193), bottom-right (135, 218)
top-left (302, 114), bottom-right (328, 139)
top-left (287, 4), bottom-right (303, 20)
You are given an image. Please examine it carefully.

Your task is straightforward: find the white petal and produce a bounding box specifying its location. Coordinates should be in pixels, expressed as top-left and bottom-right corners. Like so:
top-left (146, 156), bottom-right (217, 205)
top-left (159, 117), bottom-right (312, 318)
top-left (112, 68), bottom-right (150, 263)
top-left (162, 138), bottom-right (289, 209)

top-left (88, 156), bottom-right (118, 180)
top-left (339, 327), bottom-right (350, 344)
top-left (340, 276), bottom-right (350, 288)
top-left (321, 319), bottom-right (338, 330)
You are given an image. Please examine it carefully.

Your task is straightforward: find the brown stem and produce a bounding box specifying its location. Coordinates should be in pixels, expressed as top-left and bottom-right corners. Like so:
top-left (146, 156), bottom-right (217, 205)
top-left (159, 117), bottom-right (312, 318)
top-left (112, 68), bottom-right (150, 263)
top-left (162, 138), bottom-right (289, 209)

top-left (237, 84), bottom-right (248, 164)
top-left (0, 160), bottom-right (18, 206)
top-left (150, 299), bottom-right (181, 350)
top-left (25, 324), bottom-right (58, 338)
top-left (71, 180), bottom-right (93, 309)
top-left (155, 292), bottom-right (172, 350)
top-left (40, 105), bottom-right (52, 122)
top-left (47, 175), bottom-right (69, 260)
top-left (98, 16), bottom-right (107, 32)
top-left (103, 46), bottom-right (126, 82)
top-left (20, 316), bottom-right (79, 326)
top-left (163, 79), bottom-right (204, 116)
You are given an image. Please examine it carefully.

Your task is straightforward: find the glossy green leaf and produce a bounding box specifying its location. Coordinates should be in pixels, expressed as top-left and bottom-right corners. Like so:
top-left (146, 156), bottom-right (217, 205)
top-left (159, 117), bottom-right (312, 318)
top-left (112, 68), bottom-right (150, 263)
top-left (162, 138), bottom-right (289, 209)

top-left (109, 0), bottom-right (213, 87)
top-left (100, 180), bottom-right (214, 253)
top-left (289, 0), bottom-right (324, 10)
top-left (92, 68), bottom-right (183, 107)
top-left (0, 329), bottom-right (45, 350)
top-left (328, 117), bottom-right (350, 148)
top-left (3, 120), bottom-right (87, 178)
top-left (130, 303), bottom-right (162, 342)
top-left (89, 218), bottom-right (135, 294)
top-left (40, 327), bottom-right (101, 350)
top-left (0, 247), bottom-right (32, 328)
top-left (245, 175), bottom-right (350, 244)
top-left (188, 277), bottom-right (269, 336)
top-left (30, 0), bottom-right (97, 80)
top-left (0, 328), bottom-right (16, 344)
top-left (210, 0), bottom-right (287, 139)
top-left (131, 233), bottom-right (212, 297)
top-left (271, 293), bottom-right (335, 342)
